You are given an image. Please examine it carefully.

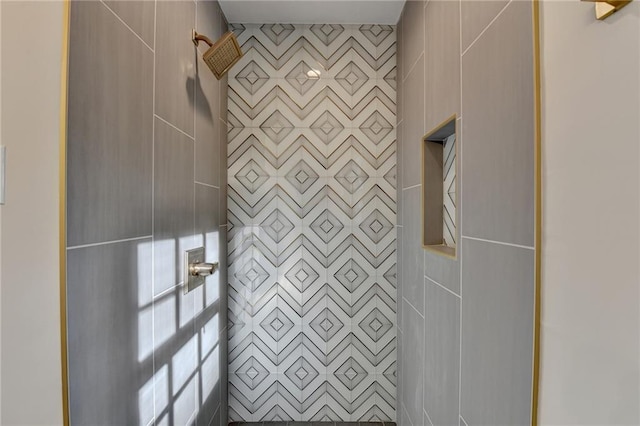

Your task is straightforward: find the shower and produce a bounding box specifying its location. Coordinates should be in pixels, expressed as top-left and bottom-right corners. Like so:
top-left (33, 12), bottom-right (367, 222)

top-left (192, 30), bottom-right (243, 80)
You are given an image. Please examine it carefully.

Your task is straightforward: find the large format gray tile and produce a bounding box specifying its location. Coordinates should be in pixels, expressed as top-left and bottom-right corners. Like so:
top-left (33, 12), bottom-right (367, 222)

top-left (423, 278), bottom-right (460, 426)
top-left (195, 300), bottom-right (222, 426)
top-left (396, 328), bottom-right (403, 409)
top-left (401, 300), bottom-right (424, 426)
top-left (67, 239), bottom-right (153, 425)
top-left (460, 1), bottom-right (534, 247)
top-left (218, 117), bottom-right (228, 222)
top-left (461, 0), bottom-right (509, 52)
top-left (195, 183), bottom-right (221, 311)
top-left (104, 0), bottom-right (155, 48)
top-left (401, 186), bottom-right (424, 315)
top-left (424, 0), bottom-right (460, 132)
top-left (401, 57), bottom-right (424, 188)
top-left (219, 325), bottom-right (229, 426)
top-left (195, 69), bottom-right (221, 187)
top-left (399, 402), bottom-right (411, 426)
top-left (219, 69), bottom-right (228, 125)
top-left (396, 13), bottom-right (404, 124)
top-left (155, 0), bottom-right (196, 136)
top-left (396, 121), bottom-right (404, 205)
top-left (67, 1), bottom-right (153, 246)
top-left (401, 0), bottom-right (425, 81)
top-left (396, 228), bottom-right (404, 332)
top-left (196, 184), bottom-right (220, 237)
top-left (197, 0), bottom-right (223, 42)
top-left (424, 249), bottom-right (459, 296)
top-left (460, 238), bottom-right (534, 425)
top-left (152, 284), bottom-right (198, 425)
top-left (218, 228), bottom-right (229, 335)
top-left (153, 118), bottom-right (196, 295)
top-left (195, 0), bottom-right (222, 187)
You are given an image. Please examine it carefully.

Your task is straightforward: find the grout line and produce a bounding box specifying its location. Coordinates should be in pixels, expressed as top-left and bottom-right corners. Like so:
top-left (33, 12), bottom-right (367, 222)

top-left (191, 13), bottom-right (199, 384)
top-left (423, 409), bottom-right (434, 426)
top-left (193, 1), bottom-right (198, 293)
top-left (99, 0), bottom-right (154, 53)
top-left (402, 52), bottom-right (425, 86)
top-left (425, 275), bottom-right (461, 299)
top-left (458, 0), bottom-right (464, 417)
top-left (402, 403), bottom-right (414, 426)
top-left (150, 0), bottom-right (157, 422)
top-left (461, 235), bottom-right (534, 251)
top-left (67, 235), bottom-right (152, 250)
top-left (461, 0), bottom-right (513, 57)
top-left (459, 0), bottom-right (463, 115)
top-left (185, 410), bottom-right (197, 426)
top-left (153, 281), bottom-right (184, 301)
top-left (154, 114), bottom-right (195, 141)
top-left (207, 403), bottom-right (221, 426)
top-left (403, 296), bottom-right (424, 319)
top-left (195, 181), bottom-right (221, 189)
top-left (402, 183), bottom-right (421, 191)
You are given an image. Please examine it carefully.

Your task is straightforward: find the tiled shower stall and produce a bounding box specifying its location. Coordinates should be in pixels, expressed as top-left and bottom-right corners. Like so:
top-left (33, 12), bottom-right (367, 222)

top-left (63, 0), bottom-right (538, 424)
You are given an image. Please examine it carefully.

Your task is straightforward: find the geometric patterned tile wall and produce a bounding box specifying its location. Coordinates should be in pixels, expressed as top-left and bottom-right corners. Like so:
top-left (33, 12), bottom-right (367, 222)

top-left (443, 134), bottom-right (456, 247)
top-left (227, 23), bottom-right (397, 422)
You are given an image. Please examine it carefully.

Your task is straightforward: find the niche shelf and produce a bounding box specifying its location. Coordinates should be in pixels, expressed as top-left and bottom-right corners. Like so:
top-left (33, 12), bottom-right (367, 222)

top-left (422, 115), bottom-right (458, 258)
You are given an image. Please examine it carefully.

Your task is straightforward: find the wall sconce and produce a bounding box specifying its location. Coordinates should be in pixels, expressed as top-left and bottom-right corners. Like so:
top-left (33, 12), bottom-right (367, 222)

top-left (581, 0), bottom-right (632, 20)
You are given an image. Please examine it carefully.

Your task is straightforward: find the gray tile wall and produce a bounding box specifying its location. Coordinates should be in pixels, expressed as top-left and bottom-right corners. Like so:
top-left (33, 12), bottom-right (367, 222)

top-left (66, 1), bottom-right (229, 424)
top-left (396, 1), bottom-right (536, 425)
top-left (226, 24), bottom-right (397, 422)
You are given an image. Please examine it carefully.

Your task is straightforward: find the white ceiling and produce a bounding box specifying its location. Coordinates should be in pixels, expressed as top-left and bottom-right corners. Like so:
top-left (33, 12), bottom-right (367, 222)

top-left (218, 0), bottom-right (406, 25)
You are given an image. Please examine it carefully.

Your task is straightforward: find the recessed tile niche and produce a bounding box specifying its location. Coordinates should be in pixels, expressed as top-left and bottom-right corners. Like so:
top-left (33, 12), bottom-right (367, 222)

top-left (422, 116), bottom-right (457, 257)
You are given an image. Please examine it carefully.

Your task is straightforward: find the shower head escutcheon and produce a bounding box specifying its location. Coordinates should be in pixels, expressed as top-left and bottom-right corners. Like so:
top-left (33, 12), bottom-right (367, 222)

top-left (192, 29), bottom-right (243, 80)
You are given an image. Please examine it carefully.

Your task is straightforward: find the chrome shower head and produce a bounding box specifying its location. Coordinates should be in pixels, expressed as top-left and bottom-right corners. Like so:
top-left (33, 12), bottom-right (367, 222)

top-left (192, 30), bottom-right (243, 80)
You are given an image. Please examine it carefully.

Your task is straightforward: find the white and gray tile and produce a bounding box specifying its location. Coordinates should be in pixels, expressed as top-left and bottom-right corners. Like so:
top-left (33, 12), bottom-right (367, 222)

top-left (228, 24), bottom-right (397, 422)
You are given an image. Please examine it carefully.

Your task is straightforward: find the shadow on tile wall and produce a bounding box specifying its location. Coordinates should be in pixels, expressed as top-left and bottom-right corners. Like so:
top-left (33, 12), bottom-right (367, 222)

top-left (66, 1), bottom-right (229, 424)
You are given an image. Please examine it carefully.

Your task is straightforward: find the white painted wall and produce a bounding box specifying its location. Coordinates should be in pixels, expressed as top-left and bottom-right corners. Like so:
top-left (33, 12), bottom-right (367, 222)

top-left (0, 1), bottom-right (65, 424)
top-left (539, 1), bottom-right (640, 424)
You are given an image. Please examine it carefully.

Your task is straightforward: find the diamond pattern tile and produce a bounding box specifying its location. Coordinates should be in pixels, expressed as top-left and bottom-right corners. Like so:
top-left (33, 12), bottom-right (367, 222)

top-left (360, 111), bottom-right (394, 145)
top-left (359, 209), bottom-right (394, 244)
top-left (284, 259), bottom-right (321, 293)
top-left (236, 60), bottom-right (270, 94)
top-left (311, 112), bottom-right (345, 145)
top-left (285, 61), bottom-right (321, 95)
top-left (310, 209), bottom-right (345, 244)
top-left (261, 209), bottom-right (295, 243)
top-left (336, 61), bottom-right (369, 95)
top-left (229, 24), bottom-right (396, 422)
top-left (310, 307), bottom-right (345, 342)
top-left (285, 160), bottom-right (320, 194)
top-left (335, 160), bottom-right (369, 194)
top-left (236, 356), bottom-right (271, 390)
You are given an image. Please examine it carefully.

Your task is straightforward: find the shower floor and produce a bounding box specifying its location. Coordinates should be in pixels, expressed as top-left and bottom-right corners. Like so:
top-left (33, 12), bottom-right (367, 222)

top-left (230, 422), bottom-right (397, 426)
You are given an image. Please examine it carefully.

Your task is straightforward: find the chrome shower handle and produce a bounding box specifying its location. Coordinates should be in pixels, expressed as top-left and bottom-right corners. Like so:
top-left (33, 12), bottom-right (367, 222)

top-left (189, 261), bottom-right (218, 277)
top-left (184, 248), bottom-right (217, 294)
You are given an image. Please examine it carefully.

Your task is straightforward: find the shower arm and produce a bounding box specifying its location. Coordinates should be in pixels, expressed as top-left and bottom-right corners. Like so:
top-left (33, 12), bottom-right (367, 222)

top-left (192, 30), bottom-right (214, 47)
